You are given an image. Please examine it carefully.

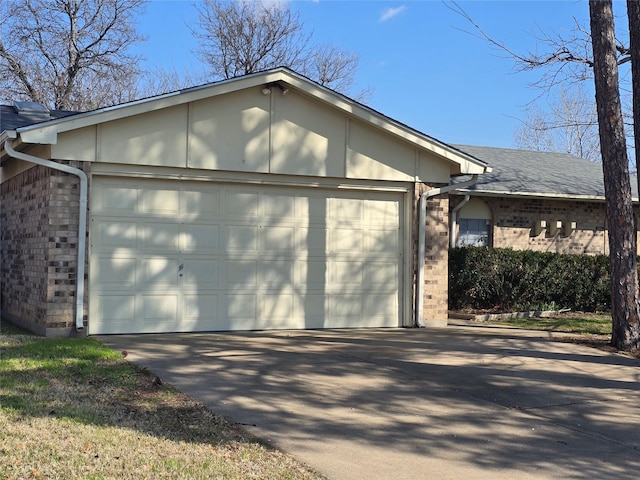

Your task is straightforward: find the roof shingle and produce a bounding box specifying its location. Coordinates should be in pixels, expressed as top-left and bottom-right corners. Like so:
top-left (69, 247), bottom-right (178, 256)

top-left (0, 104), bottom-right (78, 133)
top-left (452, 144), bottom-right (638, 200)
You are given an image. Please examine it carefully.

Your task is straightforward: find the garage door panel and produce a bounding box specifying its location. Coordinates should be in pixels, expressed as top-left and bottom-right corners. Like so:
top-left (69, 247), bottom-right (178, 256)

top-left (183, 259), bottom-right (219, 287)
top-left (329, 198), bottom-right (363, 222)
top-left (142, 294), bottom-right (178, 324)
top-left (141, 257), bottom-right (179, 286)
top-left (93, 220), bottom-right (137, 250)
top-left (364, 292), bottom-right (398, 319)
top-left (181, 190), bottom-right (221, 219)
top-left (260, 193), bottom-right (295, 219)
top-left (181, 224), bottom-right (221, 252)
top-left (304, 195), bottom-right (330, 220)
top-left (184, 294), bottom-right (219, 324)
top-left (140, 222), bottom-right (180, 250)
top-left (297, 227), bottom-right (328, 254)
top-left (364, 261), bottom-right (400, 289)
top-left (330, 228), bottom-right (364, 253)
top-left (262, 293), bottom-right (295, 320)
top-left (260, 225), bottom-right (295, 253)
top-left (260, 259), bottom-right (295, 289)
top-left (94, 184), bottom-right (138, 214)
top-left (226, 191), bottom-right (259, 217)
top-left (300, 294), bottom-right (326, 326)
top-left (366, 228), bottom-right (400, 254)
top-left (225, 225), bottom-right (259, 252)
top-left (297, 260), bottom-right (328, 291)
top-left (329, 294), bottom-right (363, 320)
top-left (91, 256), bottom-right (137, 289)
top-left (91, 294), bottom-right (136, 334)
top-left (366, 198), bottom-right (399, 226)
top-left (140, 188), bottom-right (179, 216)
top-left (329, 260), bottom-right (363, 286)
top-left (90, 178), bottom-right (404, 334)
top-left (225, 259), bottom-right (258, 287)
top-left (225, 294), bottom-right (258, 320)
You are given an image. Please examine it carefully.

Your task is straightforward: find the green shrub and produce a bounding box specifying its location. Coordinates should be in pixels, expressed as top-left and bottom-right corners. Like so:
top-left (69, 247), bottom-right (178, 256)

top-left (449, 247), bottom-right (611, 312)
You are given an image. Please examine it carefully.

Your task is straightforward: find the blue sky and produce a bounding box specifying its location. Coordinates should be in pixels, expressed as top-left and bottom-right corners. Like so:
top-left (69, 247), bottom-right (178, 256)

top-left (135, 0), bottom-right (598, 149)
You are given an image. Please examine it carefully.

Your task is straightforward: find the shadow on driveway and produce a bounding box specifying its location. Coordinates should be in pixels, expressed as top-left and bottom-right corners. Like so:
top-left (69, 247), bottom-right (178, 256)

top-left (98, 325), bottom-right (640, 480)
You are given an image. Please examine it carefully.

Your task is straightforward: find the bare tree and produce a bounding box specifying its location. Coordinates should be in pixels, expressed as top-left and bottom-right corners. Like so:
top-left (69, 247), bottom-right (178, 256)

top-left (0, 0), bottom-right (147, 111)
top-left (514, 86), bottom-right (601, 161)
top-left (136, 66), bottom-right (206, 99)
top-left (589, 0), bottom-right (640, 351)
top-left (453, 0), bottom-right (640, 351)
top-left (450, 2), bottom-right (630, 89)
top-left (192, 0), bottom-right (362, 95)
top-left (628, 0), bottom-right (640, 176)
top-left (304, 43), bottom-right (359, 95)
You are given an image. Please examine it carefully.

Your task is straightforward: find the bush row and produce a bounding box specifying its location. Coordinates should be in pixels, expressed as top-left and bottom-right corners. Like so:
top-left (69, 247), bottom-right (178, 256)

top-left (448, 247), bottom-right (611, 312)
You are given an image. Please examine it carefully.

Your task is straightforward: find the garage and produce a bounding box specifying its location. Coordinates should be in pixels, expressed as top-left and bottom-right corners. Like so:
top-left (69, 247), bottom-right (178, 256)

top-left (90, 177), bottom-right (404, 334)
top-left (1, 67), bottom-right (489, 337)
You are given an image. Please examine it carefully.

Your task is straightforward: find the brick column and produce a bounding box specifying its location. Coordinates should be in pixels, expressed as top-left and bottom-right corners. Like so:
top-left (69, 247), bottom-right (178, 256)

top-left (1, 161), bottom-right (90, 336)
top-left (413, 183), bottom-right (450, 327)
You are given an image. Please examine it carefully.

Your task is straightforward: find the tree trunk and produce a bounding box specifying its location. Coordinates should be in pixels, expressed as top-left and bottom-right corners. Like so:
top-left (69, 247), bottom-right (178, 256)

top-left (628, 1), bottom-right (640, 190)
top-left (590, 0), bottom-right (640, 351)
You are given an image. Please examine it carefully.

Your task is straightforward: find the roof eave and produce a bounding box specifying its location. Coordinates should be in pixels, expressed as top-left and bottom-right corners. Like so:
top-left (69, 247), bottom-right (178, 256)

top-left (11, 67), bottom-right (491, 174)
top-left (452, 188), bottom-right (640, 202)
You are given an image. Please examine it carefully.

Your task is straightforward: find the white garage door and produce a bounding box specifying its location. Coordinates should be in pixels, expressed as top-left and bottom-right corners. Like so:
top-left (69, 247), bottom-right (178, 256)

top-left (89, 178), bottom-right (404, 334)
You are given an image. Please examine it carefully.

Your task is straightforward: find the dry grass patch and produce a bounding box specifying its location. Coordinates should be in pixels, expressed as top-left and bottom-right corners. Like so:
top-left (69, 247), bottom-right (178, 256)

top-left (0, 324), bottom-right (325, 480)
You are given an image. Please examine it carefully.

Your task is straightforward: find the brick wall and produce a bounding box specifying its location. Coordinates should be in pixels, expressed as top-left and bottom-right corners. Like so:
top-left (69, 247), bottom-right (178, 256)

top-left (414, 184), bottom-right (449, 327)
top-left (1, 161), bottom-right (90, 336)
top-left (452, 195), bottom-right (628, 255)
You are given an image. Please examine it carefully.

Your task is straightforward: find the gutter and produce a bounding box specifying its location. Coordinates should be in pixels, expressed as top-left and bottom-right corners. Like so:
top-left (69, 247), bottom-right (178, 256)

top-left (3, 134), bottom-right (87, 332)
top-left (451, 188), bottom-right (634, 203)
top-left (415, 175), bottom-right (478, 327)
top-left (450, 195), bottom-right (471, 248)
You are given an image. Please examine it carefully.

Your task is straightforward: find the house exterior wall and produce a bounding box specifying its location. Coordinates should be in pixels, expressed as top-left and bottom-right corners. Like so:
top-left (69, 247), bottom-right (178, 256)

top-left (491, 196), bottom-right (609, 254)
top-left (50, 87), bottom-right (453, 185)
top-left (0, 161), bottom-right (90, 336)
top-left (452, 195), bottom-right (622, 255)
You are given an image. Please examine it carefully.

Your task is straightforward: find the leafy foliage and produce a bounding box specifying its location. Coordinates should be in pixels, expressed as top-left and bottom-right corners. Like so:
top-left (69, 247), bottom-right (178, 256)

top-left (449, 246), bottom-right (611, 312)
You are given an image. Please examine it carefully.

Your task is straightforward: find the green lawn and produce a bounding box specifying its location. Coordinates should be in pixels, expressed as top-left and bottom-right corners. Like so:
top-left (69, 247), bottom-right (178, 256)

top-left (485, 311), bottom-right (612, 335)
top-left (0, 321), bottom-right (325, 480)
top-left (479, 311), bottom-right (640, 357)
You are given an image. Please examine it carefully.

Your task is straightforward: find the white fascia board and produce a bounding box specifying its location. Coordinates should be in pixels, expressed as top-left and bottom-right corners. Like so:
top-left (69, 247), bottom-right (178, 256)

top-left (451, 188), bottom-right (627, 202)
top-left (262, 70), bottom-right (492, 175)
top-left (11, 67), bottom-right (488, 175)
top-left (17, 125), bottom-right (59, 144)
top-left (14, 71), bottom-right (285, 144)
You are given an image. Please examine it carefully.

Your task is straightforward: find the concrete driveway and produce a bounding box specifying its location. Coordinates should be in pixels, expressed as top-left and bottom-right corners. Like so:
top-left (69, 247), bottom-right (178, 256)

top-left (98, 323), bottom-right (640, 480)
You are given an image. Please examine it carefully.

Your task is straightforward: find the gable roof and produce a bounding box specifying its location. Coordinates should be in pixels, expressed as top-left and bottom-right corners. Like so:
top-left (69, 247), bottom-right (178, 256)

top-left (1, 68), bottom-right (488, 176)
top-left (452, 144), bottom-right (639, 201)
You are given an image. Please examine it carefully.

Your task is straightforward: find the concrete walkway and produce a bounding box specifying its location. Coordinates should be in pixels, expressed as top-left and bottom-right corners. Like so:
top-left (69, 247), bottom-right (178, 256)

top-left (98, 324), bottom-right (640, 480)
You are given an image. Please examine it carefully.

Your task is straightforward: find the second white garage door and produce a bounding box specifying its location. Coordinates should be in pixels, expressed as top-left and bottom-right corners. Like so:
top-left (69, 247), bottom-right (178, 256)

top-left (89, 178), bottom-right (404, 334)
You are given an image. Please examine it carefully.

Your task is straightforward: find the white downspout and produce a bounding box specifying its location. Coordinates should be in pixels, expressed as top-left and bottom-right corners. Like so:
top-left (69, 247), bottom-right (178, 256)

top-left (4, 136), bottom-right (88, 332)
top-left (416, 175), bottom-right (478, 327)
top-left (450, 195), bottom-right (471, 248)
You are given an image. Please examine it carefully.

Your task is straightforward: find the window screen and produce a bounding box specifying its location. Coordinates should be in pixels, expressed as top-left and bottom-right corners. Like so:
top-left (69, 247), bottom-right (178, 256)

top-left (458, 218), bottom-right (489, 247)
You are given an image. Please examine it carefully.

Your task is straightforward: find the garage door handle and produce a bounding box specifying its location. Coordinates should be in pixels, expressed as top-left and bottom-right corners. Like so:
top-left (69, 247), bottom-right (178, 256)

top-left (178, 263), bottom-right (184, 277)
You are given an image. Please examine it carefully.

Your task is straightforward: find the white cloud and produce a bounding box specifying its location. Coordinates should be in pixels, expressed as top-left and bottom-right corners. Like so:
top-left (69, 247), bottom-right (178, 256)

top-left (380, 5), bottom-right (407, 22)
